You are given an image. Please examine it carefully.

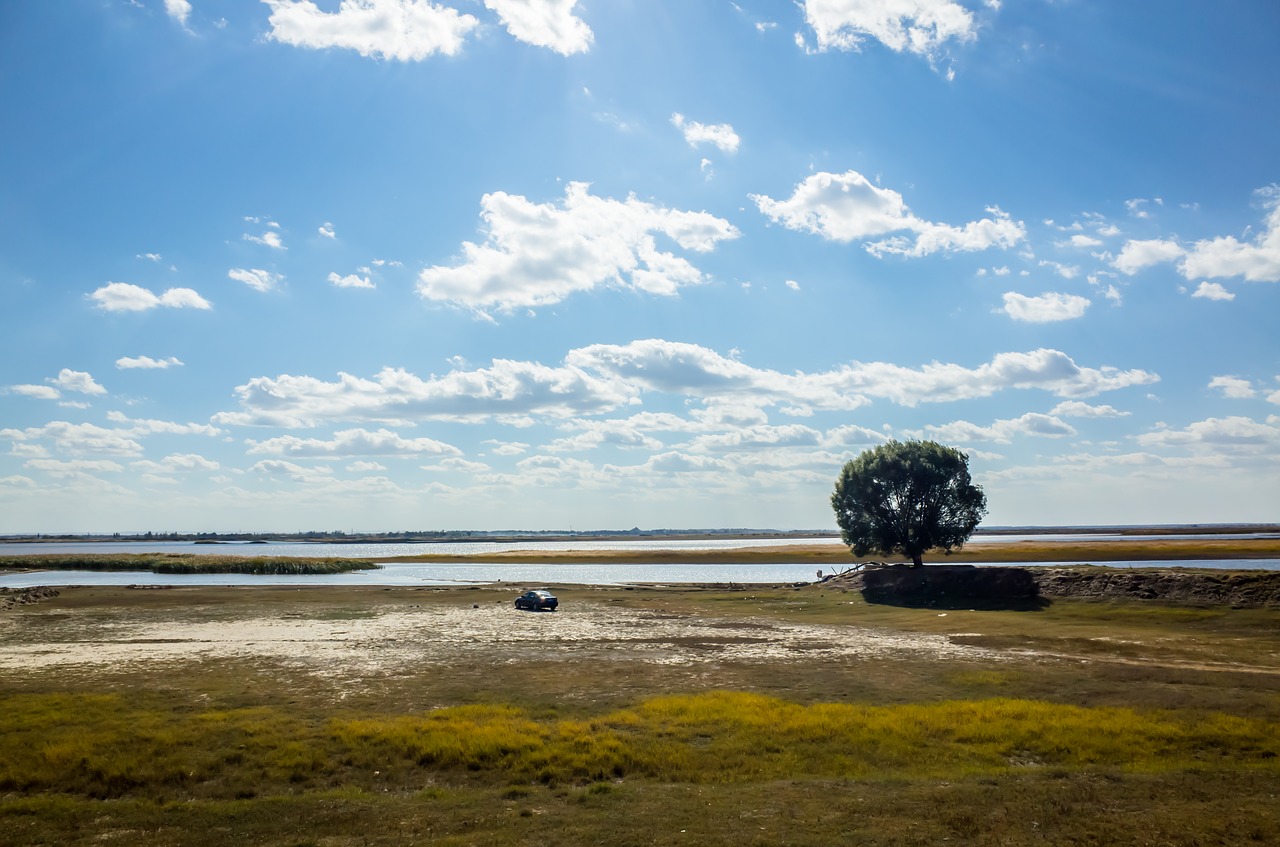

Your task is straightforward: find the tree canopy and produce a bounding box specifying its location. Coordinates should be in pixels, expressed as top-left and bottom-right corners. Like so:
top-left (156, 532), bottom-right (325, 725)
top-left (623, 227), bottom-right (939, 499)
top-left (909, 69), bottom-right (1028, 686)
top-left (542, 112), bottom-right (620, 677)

top-left (831, 440), bottom-right (987, 566)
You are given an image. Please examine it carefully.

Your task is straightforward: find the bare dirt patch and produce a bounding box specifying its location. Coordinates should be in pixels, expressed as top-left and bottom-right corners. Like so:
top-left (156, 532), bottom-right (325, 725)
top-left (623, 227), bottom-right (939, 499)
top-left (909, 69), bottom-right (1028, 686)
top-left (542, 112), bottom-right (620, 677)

top-left (0, 590), bottom-right (998, 680)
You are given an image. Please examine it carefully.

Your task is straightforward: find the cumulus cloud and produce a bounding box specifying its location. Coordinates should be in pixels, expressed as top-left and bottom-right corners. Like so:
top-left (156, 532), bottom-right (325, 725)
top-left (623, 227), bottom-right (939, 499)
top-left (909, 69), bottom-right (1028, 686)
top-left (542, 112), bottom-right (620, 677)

top-left (418, 182), bottom-right (740, 312)
top-left (214, 360), bottom-right (637, 428)
top-left (244, 230), bottom-right (286, 250)
top-left (164, 0), bottom-right (192, 25)
top-left (229, 268), bottom-right (283, 292)
top-left (245, 427), bottom-right (461, 458)
top-left (1, 422), bottom-right (146, 456)
top-left (263, 0), bottom-right (479, 61)
top-left (1208, 376), bottom-right (1257, 399)
top-left (924, 412), bottom-right (1077, 444)
top-left (572, 339), bottom-right (1157, 408)
top-left (249, 459), bottom-right (335, 484)
top-left (23, 459), bottom-right (125, 478)
top-left (1048, 401), bottom-right (1130, 418)
top-left (318, 222), bottom-right (336, 239)
top-left (131, 454), bottom-right (220, 474)
top-left (211, 340), bottom-right (1159, 432)
top-left (1112, 238), bottom-right (1185, 275)
top-left (800, 0), bottom-right (978, 61)
top-left (8, 385), bottom-right (62, 401)
top-left (1001, 291), bottom-right (1090, 323)
top-left (51, 369), bottom-right (106, 395)
top-left (88, 282), bottom-right (211, 312)
top-left (1137, 415), bottom-right (1280, 451)
top-left (484, 0), bottom-right (592, 55)
top-left (117, 355), bottom-right (183, 370)
top-left (329, 271), bottom-right (375, 289)
top-left (752, 170), bottom-right (1023, 257)
top-left (1113, 187), bottom-right (1280, 284)
top-left (1181, 188), bottom-right (1280, 282)
top-left (670, 113), bottom-right (740, 154)
top-left (1192, 281), bottom-right (1234, 301)
top-left (104, 411), bottom-right (223, 437)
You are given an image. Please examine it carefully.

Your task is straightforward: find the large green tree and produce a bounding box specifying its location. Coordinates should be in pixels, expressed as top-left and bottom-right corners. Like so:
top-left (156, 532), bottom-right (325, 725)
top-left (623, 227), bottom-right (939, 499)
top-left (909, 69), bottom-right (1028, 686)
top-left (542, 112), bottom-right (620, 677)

top-left (831, 440), bottom-right (987, 566)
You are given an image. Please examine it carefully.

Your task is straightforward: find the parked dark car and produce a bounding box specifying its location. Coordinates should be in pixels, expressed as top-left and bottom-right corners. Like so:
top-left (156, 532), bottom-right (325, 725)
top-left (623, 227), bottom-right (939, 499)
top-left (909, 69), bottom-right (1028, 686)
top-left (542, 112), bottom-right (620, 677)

top-left (514, 589), bottom-right (558, 611)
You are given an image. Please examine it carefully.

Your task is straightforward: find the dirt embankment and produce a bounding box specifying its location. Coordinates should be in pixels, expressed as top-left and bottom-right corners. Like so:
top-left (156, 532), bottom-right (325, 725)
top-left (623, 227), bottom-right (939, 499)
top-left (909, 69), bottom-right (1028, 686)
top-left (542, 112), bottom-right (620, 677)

top-left (0, 586), bottom-right (60, 611)
top-left (1032, 567), bottom-right (1280, 607)
top-left (825, 565), bottom-right (1280, 608)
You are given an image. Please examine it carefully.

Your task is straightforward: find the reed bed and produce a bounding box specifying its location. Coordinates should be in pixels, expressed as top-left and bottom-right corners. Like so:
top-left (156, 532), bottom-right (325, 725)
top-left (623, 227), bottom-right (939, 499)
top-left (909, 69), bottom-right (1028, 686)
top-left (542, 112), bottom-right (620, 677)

top-left (0, 553), bottom-right (378, 575)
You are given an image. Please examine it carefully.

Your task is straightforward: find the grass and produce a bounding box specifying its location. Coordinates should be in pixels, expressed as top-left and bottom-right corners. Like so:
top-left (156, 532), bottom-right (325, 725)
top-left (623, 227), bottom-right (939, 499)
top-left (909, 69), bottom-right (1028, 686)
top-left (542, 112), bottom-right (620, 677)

top-left (2, 584), bottom-right (1279, 845)
top-left (0, 553), bottom-right (378, 575)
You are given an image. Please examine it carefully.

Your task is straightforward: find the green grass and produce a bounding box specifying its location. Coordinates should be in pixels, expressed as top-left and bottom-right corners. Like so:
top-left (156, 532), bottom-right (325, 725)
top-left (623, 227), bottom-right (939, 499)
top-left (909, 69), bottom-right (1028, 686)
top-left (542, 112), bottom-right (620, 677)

top-left (0, 553), bottom-right (378, 575)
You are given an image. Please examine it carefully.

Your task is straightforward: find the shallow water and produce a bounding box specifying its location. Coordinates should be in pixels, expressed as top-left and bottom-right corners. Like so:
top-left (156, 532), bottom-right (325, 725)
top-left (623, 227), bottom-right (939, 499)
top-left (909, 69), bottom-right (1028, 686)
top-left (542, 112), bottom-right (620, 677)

top-left (1, 558), bottom-right (1276, 589)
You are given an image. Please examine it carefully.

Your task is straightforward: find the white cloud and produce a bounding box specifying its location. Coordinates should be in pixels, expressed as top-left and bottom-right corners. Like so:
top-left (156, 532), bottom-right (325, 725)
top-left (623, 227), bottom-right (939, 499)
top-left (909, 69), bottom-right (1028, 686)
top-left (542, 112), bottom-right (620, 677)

top-left (1001, 291), bottom-right (1090, 323)
top-left (752, 170), bottom-right (1024, 257)
top-left (800, 0), bottom-right (977, 61)
top-left (1, 422), bottom-right (145, 456)
top-left (212, 340), bottom-right (1159, 433)
top-left (329, 271), bottom-right (375, 289)
top-left (1112, 238), bottom-right (1185, 275)
top-left (1064, 234), bottom-right (1103, 248)
top-left (1049, 401), bottom-right (1130, 418)
top-left (249, 459), bottom-right (335, 483)
top-left (263, 0), bottom-right (479, 61)
top-left (670, 113), bottom-right (740, 154)
top-left (484, 441), bottom-right (529, 457)
top-left (229, 268), bottom-right (283, 292)
top-left (484, 0), bottom-right (592, 55)
top-left (1113, 187), bottom-right (1280, 284)
top-left (137, 252), bottom-right (163, 262)
top-left (88, 282), bottom-right (211, 312)
top-left (51, 369), bottom-right (106, 395)
top-left (567, 338), bottom-right (1158, 408)
top-left (116, 355), bottom-right (183, 370)
top-left (1208, 376), bottom-right (1257, 399)
top-left (164, 0), bottom-right (192, 26)
top-left (214, 359), bottom-right (637, 428)
top-left (1038, 260), bottom-right (1080, 279)
top-left (131, 454), bottom-right (220, 473)
top-left (9, 385), bottom-right (61, 401)
top-left (244, 230), bottom-right (286, 250)
top-left (23, 459), bottom-right (126, 478)
top-left (418, 182), bottom-right (740, 312)
top-left (1137, 415), bottom-right (1280, 451)
top-left (347, 460), bottom-right (388, 472)
top-left (924, 412), bottom-right (1077, 444)
top-left (422, 457), bottom-right (491, 473)
top-left (1191, 281), bottom-right (1234, 301)
top-left (1181, 191), bottom-right (1280, 282)
top-left (319, 222), bottom-right (336, 239)
top-left (104, 411), bottom-right (223, 437)
top-left (246, 427), bottom-right (461, 458)
top-left (785, 279), bottom-right (800, 291)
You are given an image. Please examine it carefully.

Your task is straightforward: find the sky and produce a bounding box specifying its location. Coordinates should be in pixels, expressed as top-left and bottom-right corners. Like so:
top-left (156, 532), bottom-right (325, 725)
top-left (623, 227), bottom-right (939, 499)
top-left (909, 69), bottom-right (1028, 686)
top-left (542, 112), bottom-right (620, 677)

top-left (1, 0), bottom-right (1278, 534)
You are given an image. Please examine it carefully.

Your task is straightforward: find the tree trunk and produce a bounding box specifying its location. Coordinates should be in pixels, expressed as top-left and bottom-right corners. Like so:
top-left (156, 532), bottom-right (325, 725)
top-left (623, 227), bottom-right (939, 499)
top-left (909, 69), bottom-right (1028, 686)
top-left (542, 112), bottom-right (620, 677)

top-left (912, 553), bottom-right (923, 567)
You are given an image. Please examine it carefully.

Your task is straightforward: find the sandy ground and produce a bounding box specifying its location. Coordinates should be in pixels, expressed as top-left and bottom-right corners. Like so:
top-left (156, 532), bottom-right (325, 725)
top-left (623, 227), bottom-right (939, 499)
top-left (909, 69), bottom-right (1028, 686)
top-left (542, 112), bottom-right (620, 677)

top-left (0, 597), bottom-right (999, 679)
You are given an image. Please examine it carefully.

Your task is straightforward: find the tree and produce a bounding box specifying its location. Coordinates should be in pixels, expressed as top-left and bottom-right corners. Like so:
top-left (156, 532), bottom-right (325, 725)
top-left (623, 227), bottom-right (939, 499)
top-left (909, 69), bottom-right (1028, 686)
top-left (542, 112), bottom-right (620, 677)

top-left (831, 440), bottom-right (987, 567)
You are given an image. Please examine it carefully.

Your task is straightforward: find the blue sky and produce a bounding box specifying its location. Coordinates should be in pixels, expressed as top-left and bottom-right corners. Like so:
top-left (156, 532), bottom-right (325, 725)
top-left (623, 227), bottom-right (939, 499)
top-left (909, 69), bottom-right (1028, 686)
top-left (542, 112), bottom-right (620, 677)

top-left (2, 0), bottom-right (1278, 533)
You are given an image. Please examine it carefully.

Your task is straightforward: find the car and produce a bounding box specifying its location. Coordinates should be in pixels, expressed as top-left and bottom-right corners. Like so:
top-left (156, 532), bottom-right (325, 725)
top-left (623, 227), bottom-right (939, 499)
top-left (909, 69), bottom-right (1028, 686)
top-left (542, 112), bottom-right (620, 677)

top-left (514, 589), bottom-right (558, 611)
